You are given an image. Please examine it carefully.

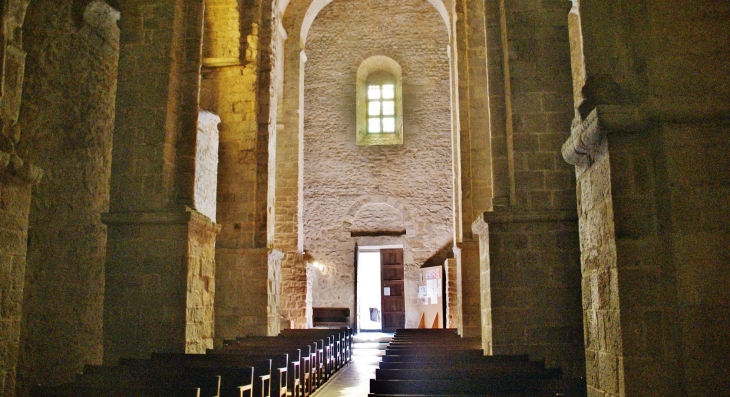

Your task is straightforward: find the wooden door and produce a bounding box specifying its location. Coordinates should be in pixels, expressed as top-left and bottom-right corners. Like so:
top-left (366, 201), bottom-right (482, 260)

top-left (381, 249), bottom-right (405, 331)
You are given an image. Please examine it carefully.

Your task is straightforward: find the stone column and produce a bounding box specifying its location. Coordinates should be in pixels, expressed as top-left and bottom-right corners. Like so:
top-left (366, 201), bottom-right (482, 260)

top-left (102, 0), bottom-right (212, 363)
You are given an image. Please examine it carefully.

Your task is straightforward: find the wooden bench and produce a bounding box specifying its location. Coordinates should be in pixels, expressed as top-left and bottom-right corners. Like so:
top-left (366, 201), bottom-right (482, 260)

top-left (312, 307), bottom-right (350, 328)
top-left (369, 329), bottom-right (586, 397)
top-left (31, 329), bottom-right (351, 397)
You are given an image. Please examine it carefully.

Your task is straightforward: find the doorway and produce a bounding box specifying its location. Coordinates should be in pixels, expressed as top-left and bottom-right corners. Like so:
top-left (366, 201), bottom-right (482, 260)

top-left (356, 250), bottom-right (381, 330)
top-left (356, 245), bottom-right (405, 332)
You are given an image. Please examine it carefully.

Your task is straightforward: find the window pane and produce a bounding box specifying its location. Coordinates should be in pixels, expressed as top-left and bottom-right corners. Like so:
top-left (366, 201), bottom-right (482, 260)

top-left (368, 85), bottom-right (381, 100)
top-left (369, 118), bottom-right (381, 133)
top-left (382, 101), bottom-right (394, 115)
top-left (382, 84), bottom-right (394, 99)
top-left (368, 101), bottom-right (381, 116)
top-left (382, 117), bottom-right (395, 133)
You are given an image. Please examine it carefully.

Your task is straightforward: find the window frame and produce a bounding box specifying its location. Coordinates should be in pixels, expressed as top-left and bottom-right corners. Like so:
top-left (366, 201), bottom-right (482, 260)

top-left (356, 56), bottom-right (403, 146)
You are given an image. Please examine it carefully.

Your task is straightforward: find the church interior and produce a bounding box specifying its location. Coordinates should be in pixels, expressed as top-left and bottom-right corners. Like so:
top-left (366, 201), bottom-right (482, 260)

top-left (0, 0), bottom-right (728, 396)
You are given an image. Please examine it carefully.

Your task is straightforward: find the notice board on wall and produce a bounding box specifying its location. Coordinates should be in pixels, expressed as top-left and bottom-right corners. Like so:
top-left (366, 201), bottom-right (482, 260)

top-left (417, 265), bottom-right (443, 328)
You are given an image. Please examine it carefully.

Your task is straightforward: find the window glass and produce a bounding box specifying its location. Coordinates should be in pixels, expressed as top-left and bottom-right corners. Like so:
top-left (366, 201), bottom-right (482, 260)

top-left (369, 118), bottom-right (381, 133)
top-left (368, 85), bottom-right (381, 100)
top-left (369, 101), bottom-right (381, 116)
top-left (382, 84), bottom-right (394, 99)
top-left (382, 117), bottom-right (395, 133)
top-left (367, 82), bottom-right (396, 134)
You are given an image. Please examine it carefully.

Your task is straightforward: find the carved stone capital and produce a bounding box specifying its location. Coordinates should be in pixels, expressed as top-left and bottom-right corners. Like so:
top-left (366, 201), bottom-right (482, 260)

top-left (562, 105), bottom-right (650, 165)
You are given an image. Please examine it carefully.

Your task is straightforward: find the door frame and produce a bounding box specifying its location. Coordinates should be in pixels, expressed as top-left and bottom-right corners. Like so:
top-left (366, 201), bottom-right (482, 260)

top-left (355, 244), bottom-right (403, 332)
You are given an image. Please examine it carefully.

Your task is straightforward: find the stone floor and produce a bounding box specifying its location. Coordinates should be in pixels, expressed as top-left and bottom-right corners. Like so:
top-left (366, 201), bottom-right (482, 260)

top-left (312, 332), bottom-right (392, 397)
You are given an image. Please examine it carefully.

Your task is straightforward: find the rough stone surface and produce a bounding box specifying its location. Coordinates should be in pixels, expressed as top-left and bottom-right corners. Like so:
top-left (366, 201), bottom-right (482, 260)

top-left (300, 0), bottom-right (453, 328)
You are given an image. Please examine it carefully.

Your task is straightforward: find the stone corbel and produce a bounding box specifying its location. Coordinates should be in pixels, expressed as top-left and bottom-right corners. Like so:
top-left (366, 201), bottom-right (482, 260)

top-left (562, 105), bottom-right (650, 166)
top-left (471, 213), bottom-right (489, 238)
top-left (0, 150), bottom-right (43, 184)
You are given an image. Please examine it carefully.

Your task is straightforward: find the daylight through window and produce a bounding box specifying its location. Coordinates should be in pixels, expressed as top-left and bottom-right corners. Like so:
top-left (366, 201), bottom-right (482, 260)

top-left (368, 83), bottom-right (396, 133)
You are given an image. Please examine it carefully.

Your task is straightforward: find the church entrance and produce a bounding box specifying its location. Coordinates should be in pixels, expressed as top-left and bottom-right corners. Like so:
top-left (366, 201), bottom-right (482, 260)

top-left (356, 246), bottom-right (405, 332)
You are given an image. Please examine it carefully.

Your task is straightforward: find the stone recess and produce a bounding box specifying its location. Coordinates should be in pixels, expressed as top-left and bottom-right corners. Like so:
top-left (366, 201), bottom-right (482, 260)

top-left (300, 0), bottom-right (453, 328)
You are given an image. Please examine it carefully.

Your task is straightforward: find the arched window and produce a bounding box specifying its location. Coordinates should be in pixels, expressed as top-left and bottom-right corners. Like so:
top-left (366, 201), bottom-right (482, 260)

top-left (357, 56), bottom-right (403, 146)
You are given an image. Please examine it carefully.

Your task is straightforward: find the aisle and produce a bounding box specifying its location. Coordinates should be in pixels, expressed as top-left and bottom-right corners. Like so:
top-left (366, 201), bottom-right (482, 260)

top-left (312, 332), bottom-right (392, 397)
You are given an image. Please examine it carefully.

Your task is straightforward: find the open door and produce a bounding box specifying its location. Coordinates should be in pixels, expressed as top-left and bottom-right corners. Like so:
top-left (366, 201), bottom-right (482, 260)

top-left (381, 248), bottom-right (405, 331)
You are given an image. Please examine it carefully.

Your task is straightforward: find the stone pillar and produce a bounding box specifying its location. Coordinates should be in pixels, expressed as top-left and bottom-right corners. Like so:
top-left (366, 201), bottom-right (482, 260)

top-left (456, 0), bottom-right (494, 239)
top-left (455, 241), bottom-right (481, 337)
top-left (103, 209), bottom-right (219, 361)
top-left (444, 258), bottom-right (459, 329)
top-left (0, 167), bottom-right (41, 397)
top-left (215, 248), bottom-right (283, 344)
top-left (280, 252), bottom-right (307, 329)
top-left (563, 105), bottom-right (730, 396)
top-left (565, 0), bottom-right (730, 394)
top-left (0, 2), bottom-right (41, 395)
top-left (473, 210), bottom-right (584, 376)
top-left (103, 0), bottom-right (210, 363)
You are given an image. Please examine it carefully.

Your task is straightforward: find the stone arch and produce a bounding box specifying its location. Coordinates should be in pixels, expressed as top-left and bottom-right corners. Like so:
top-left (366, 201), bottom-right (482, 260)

top-left (342, 195), bottom-right (416, 236)
top-left (298, 0), bottom-right (450, 47)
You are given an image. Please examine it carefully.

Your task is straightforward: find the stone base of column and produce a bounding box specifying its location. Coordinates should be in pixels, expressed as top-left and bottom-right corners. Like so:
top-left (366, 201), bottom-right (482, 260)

top-left (454, 241), bottom-right (481, 338)
top-left (473, 209), bottom-right (585, 378)
top-left (102, 207), bottom-right (220, 363)
top-left (214, 247), bottom-right (283, 346)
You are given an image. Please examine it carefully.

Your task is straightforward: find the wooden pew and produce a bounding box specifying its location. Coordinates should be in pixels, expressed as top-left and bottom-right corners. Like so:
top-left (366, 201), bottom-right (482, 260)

top-left (370, 329), bottom-right (586, 397)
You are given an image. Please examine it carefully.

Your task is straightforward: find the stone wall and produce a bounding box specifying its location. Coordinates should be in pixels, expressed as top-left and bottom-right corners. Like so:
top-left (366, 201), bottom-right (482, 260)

top-left (661, 122), bottom-right (730, 396)
top-left (301, 0), bottom-right (453, 328)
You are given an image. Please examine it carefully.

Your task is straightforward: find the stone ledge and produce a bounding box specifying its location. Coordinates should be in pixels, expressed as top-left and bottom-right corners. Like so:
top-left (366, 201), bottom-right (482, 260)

top-left (101, 206), bottom-right (220, 232)
top-left (562, 105), bottom-right (650, 166)
top-left (472, 208), bottom-right (578, 235)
